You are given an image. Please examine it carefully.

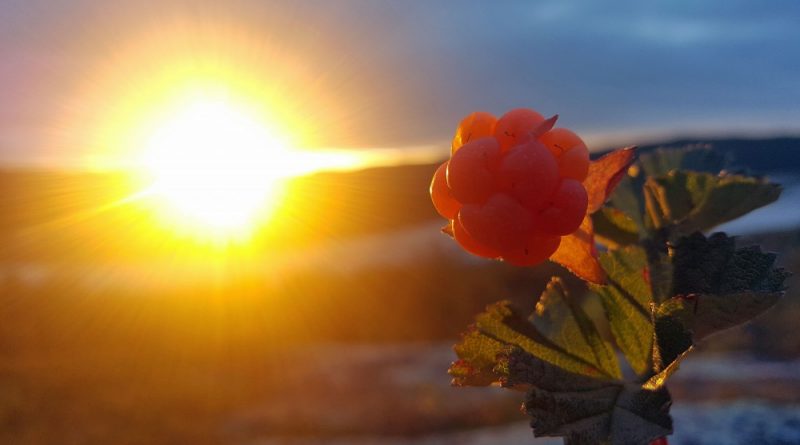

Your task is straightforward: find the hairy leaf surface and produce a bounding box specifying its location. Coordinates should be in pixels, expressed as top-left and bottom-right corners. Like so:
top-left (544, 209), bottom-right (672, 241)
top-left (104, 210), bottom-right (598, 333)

top-left (533, 278), bottom-right (621, 379)
top-left (450, 300), bottom-right (609, 386)
top-left (592, 247), bottom-right (654, 376)
top-left (644, 171), bottom-right (781, 234)
top-left (654, 232), bottom-right (788, 367)
top-left (507, 350), bottom-right (672, 445)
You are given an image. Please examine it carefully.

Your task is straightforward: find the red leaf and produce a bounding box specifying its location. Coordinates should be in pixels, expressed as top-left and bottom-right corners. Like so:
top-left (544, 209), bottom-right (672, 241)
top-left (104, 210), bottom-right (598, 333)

top-left (584, 146), bottom-right (636, 214)
top-left (550, 215), bottom-right (605, 284)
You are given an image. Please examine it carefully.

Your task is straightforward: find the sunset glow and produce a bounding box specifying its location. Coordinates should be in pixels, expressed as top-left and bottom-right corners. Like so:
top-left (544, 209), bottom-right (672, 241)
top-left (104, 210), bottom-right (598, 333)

top-left (139, 95), bottom-right (291, 238)
top-left (57, 23), bottom-right (401, 244)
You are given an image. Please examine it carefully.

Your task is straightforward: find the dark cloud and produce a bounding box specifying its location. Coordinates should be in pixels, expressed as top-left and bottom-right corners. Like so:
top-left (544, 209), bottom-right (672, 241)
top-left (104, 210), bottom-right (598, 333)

top-left (1, 0), bottom-right (799, 164)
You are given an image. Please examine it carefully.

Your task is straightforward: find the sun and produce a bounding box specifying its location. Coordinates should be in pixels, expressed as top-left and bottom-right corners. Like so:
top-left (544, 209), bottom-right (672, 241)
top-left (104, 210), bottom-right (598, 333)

top-left (63, 25), bottom-right (384, 249)
top-left (139, 94), bottom-right (292, 240)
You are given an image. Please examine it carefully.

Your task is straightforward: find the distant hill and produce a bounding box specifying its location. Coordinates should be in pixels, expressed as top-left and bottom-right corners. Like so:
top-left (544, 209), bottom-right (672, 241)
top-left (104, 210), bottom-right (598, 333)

top-left (0, 164), bottom-right (441, 262)
top-left (600, 136), bottom-right (800, 175)
top-left (0, 136), bottom-right (798, 262)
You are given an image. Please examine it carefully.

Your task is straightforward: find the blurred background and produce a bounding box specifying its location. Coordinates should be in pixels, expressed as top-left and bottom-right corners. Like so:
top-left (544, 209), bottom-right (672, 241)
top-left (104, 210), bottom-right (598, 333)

top-left (1, 1), bottom-right (799, 444)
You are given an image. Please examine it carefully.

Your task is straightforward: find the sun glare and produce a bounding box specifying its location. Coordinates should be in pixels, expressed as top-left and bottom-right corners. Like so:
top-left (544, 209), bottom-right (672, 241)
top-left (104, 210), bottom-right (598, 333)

top-left (140, 95), bottom-right (292, 240)
top-left (66, 25), bottom-right (385, 246)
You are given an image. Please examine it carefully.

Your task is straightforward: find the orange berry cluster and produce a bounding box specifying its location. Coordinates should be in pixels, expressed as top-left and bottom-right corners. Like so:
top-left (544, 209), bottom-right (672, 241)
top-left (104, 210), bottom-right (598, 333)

top-left (430, 108), bottom-right (590, 266)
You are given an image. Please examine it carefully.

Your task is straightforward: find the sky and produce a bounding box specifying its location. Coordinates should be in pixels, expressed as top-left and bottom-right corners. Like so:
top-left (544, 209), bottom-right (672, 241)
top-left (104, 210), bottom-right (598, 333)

top-left (1, 0), bottom-right (799, 168)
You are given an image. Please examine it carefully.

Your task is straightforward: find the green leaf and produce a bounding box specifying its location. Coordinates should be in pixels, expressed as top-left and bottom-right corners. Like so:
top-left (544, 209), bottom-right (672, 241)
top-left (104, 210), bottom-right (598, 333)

top-left (639, 146), bottom-right (728, 177)
top-left (504, 349), bottom-right (672, 445)
top-left (644, 171), bottom-right (781, 234)
top-left (475, 302), bottom-right (604, 378)
top-left (671, 232), bottom-right (788, 296)
top-left (652, 313), bottom-right (693, 370)
top-left (592, 247), bottom-right (654, 376)
top-left (643, 174), bottom-right (690, 230)
top-left (657, 233), bottom-right (788, 341)
top-left (532, 278), bottom-right (621, 379)
top-left (592, 207), bottom-right (639, 248)
top-left (607, 147), bottom-right (730, 234)
top-left (451, 278), bottom-right (676, 443)
top-left (606, 147), bottom-right (724, 232)
top-left (608, 170), bottom-right (647, 230)
top-left (450, 301), bottom-right (612, 386)
top-left (600, 246), bottom-right (653, 305)
top-left (657, 289), bottom-right (783, 343)
top-left (680, 172), bottom-right (781, 233)
top-left (450, 329), bottom-right (510, 386)
top-left (653, 232), bottom-right (788, 368)
top-left (609, 384), bottom-right (673, 445)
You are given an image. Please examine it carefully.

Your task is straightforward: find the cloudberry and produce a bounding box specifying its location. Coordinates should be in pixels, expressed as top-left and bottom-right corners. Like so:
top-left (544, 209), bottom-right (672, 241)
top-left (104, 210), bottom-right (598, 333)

top-left (431, 108), bottom-right (592, 267)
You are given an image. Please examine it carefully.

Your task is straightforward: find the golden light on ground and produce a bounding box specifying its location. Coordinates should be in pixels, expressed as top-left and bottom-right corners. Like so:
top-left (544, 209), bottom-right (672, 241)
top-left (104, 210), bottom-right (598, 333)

top-left (138, 94), bottom-right (290, 240)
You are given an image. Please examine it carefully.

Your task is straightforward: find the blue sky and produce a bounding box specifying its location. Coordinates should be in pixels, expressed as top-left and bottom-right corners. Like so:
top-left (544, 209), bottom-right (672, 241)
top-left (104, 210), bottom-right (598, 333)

top-left (1, 0), bottom-right (799, 166)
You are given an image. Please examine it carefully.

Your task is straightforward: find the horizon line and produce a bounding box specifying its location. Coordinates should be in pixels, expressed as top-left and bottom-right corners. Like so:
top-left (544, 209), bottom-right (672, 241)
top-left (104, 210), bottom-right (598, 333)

top-left (1, 129), bottom-right (799, 173)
